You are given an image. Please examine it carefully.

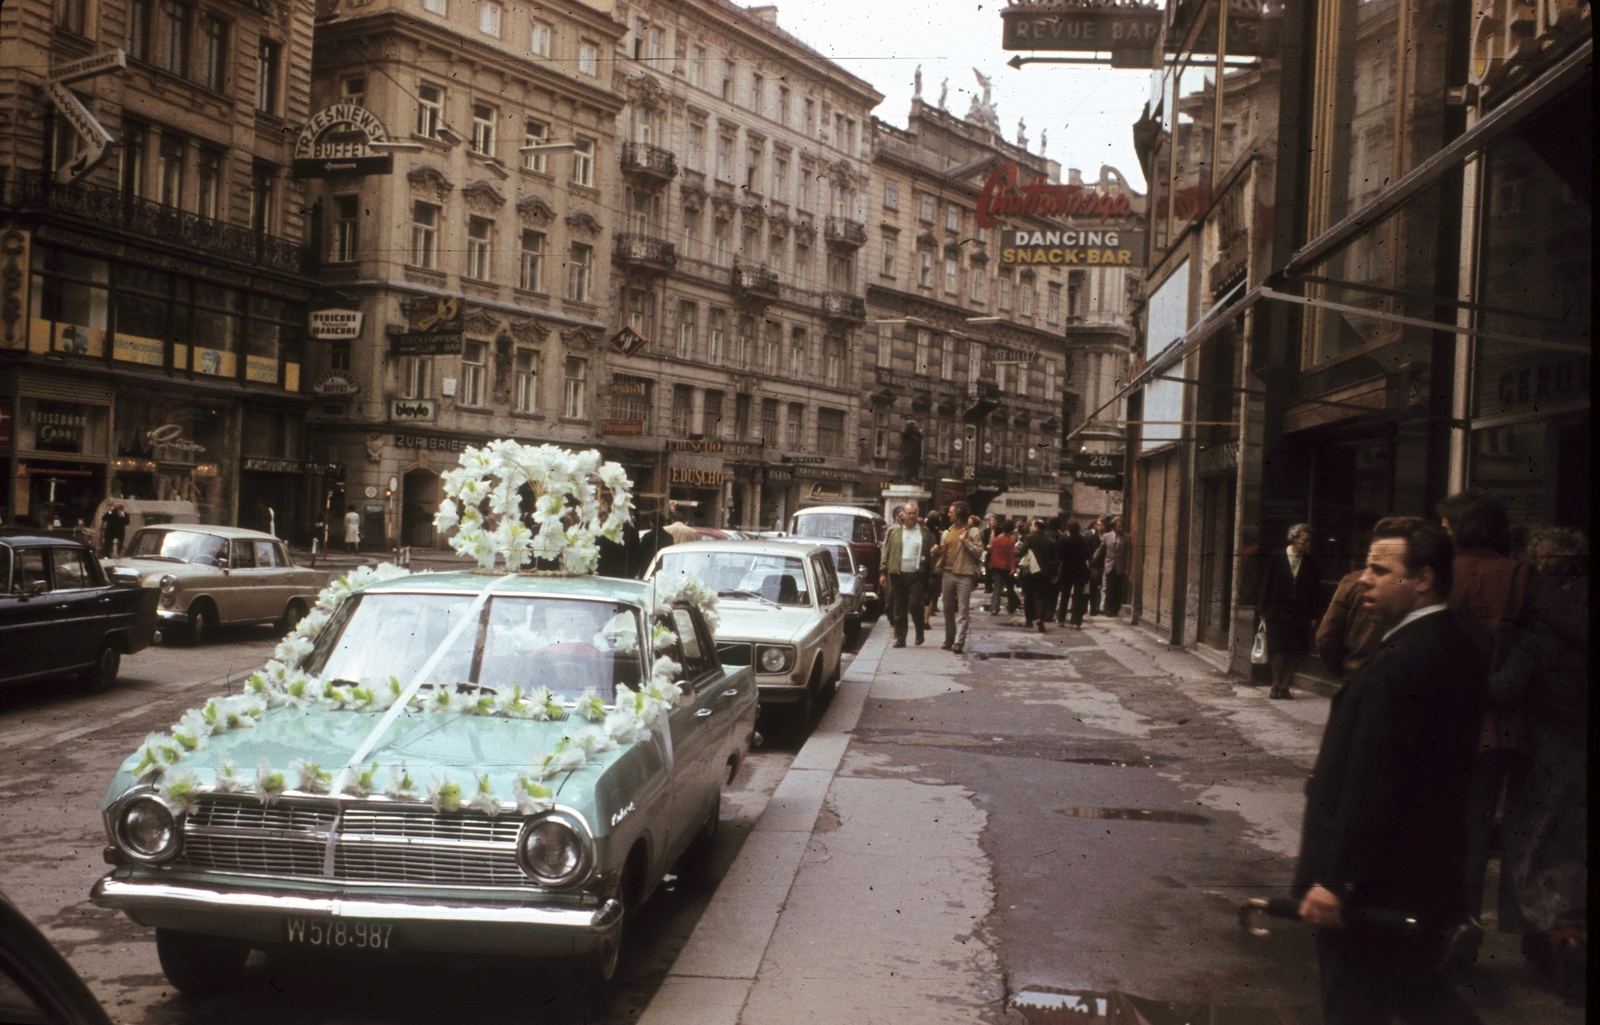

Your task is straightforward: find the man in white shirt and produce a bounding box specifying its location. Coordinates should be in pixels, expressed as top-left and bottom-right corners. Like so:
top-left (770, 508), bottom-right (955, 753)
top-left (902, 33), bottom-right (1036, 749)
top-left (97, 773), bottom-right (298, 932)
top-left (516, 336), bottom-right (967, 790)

top-left (880, 503), bottom-right (936, 648)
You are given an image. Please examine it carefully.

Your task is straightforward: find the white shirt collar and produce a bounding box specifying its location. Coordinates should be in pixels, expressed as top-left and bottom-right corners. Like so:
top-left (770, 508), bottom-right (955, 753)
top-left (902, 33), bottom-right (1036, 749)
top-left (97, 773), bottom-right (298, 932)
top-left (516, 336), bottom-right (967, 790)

top-left (1382, 602), bottom-right (1448, 642)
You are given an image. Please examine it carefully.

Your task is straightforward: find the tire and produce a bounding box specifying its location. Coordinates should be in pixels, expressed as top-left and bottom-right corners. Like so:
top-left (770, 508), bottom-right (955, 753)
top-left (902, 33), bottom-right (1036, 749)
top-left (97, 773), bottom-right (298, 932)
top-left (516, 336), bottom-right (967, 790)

top-left (155, 929), bottom-right (248, 996)
top-left (78, 643), bottom-right (121, 692)
top-left (186, 601), bottom-right (214, 646)
top-left (580, 850), bottom-right (640, 987)
top-left (279, 600), bottom-right (306, 635)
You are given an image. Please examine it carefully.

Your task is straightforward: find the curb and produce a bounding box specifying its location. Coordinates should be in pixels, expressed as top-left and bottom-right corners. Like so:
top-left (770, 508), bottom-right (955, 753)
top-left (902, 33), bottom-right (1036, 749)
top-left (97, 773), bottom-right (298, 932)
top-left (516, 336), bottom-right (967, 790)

top-left (636, 614), bottom-right (892, 1025)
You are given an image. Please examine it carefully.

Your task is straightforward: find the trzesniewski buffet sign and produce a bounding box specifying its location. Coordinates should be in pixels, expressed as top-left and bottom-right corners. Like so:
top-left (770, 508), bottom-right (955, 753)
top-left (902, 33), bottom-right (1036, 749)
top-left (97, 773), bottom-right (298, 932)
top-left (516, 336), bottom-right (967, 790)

top-left (293, 104), bottom-right (394, 178)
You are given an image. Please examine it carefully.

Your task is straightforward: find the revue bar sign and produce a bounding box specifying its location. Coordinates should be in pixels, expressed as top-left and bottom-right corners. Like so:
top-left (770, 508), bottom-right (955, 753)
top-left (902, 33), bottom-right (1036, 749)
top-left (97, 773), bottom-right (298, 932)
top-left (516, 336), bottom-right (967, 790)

top-left (1001, 5), bottom-right (1163, 52)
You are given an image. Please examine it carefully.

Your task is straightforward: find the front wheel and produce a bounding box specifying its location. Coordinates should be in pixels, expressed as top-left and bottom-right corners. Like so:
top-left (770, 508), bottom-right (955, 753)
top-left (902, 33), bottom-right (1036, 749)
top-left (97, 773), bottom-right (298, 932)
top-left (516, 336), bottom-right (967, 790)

top-left (278, 600), bottom-right (305, 635)
top-left (155, 929), bottom-right (248, 996)
top-left (78, 643), bottom-right (121, 691)
top-left (185, 602), bottom-right (214, 646)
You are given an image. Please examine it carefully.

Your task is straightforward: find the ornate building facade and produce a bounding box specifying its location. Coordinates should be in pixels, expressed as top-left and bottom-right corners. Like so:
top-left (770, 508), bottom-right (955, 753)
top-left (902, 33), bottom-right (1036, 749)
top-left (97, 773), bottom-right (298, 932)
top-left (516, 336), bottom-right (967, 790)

top-left (1, 0), bottom-right (321, 537)
top-left (597, 0), bottom-right (881, 529)
top-left (300, 0), bottom-right (626, 548)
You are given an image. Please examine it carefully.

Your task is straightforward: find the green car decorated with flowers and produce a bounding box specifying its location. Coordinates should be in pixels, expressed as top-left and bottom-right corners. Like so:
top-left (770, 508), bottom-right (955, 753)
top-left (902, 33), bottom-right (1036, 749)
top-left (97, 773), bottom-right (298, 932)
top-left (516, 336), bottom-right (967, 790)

top-left (90, 444), bottom-right (757, 994)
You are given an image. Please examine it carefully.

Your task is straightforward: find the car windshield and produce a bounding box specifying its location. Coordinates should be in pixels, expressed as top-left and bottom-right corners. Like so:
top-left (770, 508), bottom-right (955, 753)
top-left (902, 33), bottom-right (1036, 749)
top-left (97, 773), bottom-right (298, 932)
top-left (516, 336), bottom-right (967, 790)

top-left (125, 529), bottom-right (227, 566)
top-left (304, 593), bottom-right (645, 701)
top-left (654, 551), bottom-right (811, 607)
top-left (790, 513), bottom-right (857, 543)
top-left (822, 545), bottom-right (855, 577)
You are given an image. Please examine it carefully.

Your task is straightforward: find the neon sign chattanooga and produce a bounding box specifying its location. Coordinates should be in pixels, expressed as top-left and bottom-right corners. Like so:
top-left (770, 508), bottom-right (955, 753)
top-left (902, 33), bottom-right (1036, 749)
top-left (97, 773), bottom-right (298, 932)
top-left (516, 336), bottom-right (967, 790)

top-left (975, 162), bottom-right (1133, 228)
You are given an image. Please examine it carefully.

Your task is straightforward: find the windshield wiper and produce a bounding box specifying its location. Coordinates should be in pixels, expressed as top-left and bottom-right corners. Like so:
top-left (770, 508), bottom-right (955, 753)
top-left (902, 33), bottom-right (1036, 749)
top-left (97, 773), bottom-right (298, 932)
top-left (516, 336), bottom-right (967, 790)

top-left (136, 554), bottom-right (185, 562)
top-left (716, 588), bottom-right (781, 608)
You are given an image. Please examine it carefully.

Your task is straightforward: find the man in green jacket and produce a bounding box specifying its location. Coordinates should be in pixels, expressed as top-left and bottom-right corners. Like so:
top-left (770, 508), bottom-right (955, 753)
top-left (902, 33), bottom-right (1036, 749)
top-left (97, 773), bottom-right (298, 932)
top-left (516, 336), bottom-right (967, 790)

top-left (880, 502), bottom-right (938, 648)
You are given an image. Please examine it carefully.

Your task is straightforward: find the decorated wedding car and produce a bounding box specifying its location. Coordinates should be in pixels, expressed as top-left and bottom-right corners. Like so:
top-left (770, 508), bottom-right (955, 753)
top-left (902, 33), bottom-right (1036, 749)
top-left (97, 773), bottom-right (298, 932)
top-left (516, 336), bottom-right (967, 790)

top-left (90, 443), bottom-right (756, 993)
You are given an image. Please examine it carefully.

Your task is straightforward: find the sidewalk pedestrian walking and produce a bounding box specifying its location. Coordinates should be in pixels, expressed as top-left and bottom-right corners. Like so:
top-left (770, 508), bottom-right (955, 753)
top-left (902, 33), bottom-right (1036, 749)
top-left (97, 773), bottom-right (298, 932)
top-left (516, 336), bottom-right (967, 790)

top-left (1256, 523), bottom-right (1322, 699)
top-left (882, 503), bottom-right (936, 648)
top-left (99, 501), bottom-right (129, 558)
top-left (343, 505), bottom-right (361, 553)
top-left (1094, 516), bottom-right (1131, 617)
top-left (923, 510), bottom-right (946, 619)
top-left (1083, 518), bottom-right (1103, 614)
top-left (987, 521), bottom-right (1021, 615)
top-left (936, 504), bottom-right (984, 654)
top-left (1056, 520), bottom-right (1092, 628)
top-left (1016, 518), bottom-right (1060, 633)
top-left (1295, 516), bottom-right (1486, 1025)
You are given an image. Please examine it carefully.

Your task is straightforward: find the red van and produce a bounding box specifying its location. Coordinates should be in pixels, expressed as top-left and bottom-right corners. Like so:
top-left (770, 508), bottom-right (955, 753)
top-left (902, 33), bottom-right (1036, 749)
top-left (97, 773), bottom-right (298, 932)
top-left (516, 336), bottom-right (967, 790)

top-left (786, 506), bottom-right (888, 615)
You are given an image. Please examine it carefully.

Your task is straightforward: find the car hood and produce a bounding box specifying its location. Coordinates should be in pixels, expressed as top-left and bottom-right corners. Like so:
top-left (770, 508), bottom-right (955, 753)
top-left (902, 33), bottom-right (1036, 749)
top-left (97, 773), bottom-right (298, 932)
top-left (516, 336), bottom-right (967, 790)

top-left (103, 704), bottom-right (664, 840)
top-left (711, 602), bottom-right (815, 644)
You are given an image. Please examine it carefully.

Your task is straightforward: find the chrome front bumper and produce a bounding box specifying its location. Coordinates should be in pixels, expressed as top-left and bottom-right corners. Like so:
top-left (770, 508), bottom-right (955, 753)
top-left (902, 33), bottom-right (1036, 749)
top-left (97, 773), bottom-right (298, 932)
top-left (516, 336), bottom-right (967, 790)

top-left (157, 609), bottom-right (187, 623)
top-left (91, 875), bottom-right (621, 956)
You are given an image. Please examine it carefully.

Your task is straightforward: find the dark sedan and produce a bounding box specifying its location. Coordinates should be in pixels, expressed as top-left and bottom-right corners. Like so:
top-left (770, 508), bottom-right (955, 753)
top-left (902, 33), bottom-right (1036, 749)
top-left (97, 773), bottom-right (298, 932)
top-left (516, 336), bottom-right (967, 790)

top-left (0, 535), bottom-right (158, 690)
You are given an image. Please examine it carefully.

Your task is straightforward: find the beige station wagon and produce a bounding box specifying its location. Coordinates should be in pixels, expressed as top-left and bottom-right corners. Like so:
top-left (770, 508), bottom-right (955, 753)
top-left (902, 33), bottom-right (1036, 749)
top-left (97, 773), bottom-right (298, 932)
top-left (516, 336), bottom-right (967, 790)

top-left (110, 526), bottom-right (327, 644)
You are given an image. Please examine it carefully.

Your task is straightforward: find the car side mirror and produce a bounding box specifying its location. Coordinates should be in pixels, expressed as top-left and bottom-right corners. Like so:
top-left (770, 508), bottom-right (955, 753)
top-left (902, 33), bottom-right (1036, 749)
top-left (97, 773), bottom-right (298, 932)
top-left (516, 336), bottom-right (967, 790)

top-left (26, 580), bottom-right (49, 597)
top-left (676, 684), bottom-right (696, 708)
top-left (108, 567), bottom-right (142, 588)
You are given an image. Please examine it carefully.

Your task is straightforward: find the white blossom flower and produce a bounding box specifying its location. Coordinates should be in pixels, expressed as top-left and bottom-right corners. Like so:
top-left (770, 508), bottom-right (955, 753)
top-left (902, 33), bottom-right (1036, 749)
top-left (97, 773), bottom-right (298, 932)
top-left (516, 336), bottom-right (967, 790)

top-left (273, 633), bottom-right (315, 669)
top-left (567, 725), bottom-right (618, 756)
top-left (527, 738), bottom-right (588, 781)
top-left (467, 774), bottom-right (501, 817)
top-left (255, 760), bottom-right (288, 805)
top-left (604, 708), bottom-right (650, 745)
top-left (162, 769), bottom-right (202, 813)
top-left (290, 758), bottom-right (333, 794)
top-left (515, 776), bottom-right (556, 815)
top-left (433, 497), bottom-right (461, 533)
top-left (574, 689), bottom-right (606, 723)
top-left (428, 774), bottom-right (463, 813)
top-left (130, 734), bottom-right (184, 781)
top-left (384, 763), bottom-right (418, 799)
top-left (214, 759), bottom-right (248, 793)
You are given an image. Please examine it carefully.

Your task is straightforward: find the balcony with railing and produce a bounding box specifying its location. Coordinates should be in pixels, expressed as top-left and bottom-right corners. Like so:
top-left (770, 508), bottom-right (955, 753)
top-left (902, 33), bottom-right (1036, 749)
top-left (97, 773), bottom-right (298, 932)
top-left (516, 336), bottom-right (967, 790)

top-left (821, 292), bottom-right (865, 323)
top-left (823, 216), bottom-right (867, 250)
top-left (620, 142), bottom-right (678, 183)
top-left (613, 233), bottom-right (677, 272)
top-left (4, 173), bottom-right (313, 277)
top-left (732, 263), bottom-right (780, 300)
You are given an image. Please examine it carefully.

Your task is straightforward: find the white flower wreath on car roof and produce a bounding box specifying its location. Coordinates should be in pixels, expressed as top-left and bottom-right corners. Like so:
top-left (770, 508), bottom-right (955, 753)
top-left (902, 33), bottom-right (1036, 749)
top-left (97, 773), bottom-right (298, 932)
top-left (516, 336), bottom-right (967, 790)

top-left (123, 443), bottom-right (718, 818)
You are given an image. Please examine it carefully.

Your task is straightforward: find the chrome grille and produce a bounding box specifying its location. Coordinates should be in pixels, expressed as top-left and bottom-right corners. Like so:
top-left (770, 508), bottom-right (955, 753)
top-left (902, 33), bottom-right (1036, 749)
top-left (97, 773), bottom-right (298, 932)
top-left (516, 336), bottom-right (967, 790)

top-left (175, 796), bottom-right (528, 887)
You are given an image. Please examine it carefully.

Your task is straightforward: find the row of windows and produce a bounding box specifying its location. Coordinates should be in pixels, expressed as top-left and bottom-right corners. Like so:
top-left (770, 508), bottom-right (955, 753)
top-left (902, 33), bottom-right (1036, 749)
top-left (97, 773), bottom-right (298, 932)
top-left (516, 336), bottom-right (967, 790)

top-left (419, 0), bottom-right (599, 75)
top-left (654, 303), bottom-right (851, 387)
top-left (409, 85), bottom-right (598, 184)
top-left (873, 325), bottom-right (1060, 399)
top-left (628, 13), bottom-right (860, 158)
top-left (626, 381), bottom-right (850, 455)
top-left (404, 204), bottom-right (595, 301)
top-left (881, 182), bottom-right (982, 238)
top-left (98, 0), bottom-right (282, 112)
top-left (868, 410), bottom-right (1049, 469)
top-left (396, 349), bottom-right (588, 418)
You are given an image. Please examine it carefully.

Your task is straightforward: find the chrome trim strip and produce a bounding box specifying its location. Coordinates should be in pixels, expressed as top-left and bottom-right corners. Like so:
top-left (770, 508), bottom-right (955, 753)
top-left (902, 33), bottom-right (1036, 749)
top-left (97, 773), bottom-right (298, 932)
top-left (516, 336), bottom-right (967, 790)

top-left (92, 877), bottom-right (613, 931)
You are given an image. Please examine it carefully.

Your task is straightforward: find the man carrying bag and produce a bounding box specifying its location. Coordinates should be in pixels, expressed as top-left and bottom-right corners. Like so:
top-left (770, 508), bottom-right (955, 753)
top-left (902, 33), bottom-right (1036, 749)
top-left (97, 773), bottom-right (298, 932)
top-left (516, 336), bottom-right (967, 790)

top-left (880, 503), bottom-right (937, 648)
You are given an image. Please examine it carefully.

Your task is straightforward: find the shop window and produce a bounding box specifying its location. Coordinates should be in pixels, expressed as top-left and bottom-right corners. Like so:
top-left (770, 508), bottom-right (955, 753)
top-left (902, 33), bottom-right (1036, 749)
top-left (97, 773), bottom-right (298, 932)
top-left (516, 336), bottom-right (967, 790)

top-left (114, 265), bottom-right (173, 365)
top-left (561, 358), bottom-right (588, 419)
top-left (817, 408), bottom-right (845, 456)
top-left (30, 246), bottom-right (109, 357)
top-left (459, 340), bottom-right (486, 406)
top-left (332, 195), bottom-right (359, 263)
top-left (471, 103), bottom-right (496, 156)
top-left (190, 283), bottom-right (241, 378)
top-left (410, 202), bottom-right (438, 268)
top-left (519, 230), bottom-right (544, 291)
top-left (243, 294), bottom-right (282, 382)
top-left (466, 217), bottom-right (492, 280)
top-left (514, 349), bottom-right (538, 412)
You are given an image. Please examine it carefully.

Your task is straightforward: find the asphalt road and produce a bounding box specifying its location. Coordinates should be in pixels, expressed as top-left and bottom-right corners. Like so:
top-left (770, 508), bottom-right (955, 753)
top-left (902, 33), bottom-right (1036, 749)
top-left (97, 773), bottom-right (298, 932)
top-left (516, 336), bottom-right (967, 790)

top-left (0, 620), bottom-right (866, 1025)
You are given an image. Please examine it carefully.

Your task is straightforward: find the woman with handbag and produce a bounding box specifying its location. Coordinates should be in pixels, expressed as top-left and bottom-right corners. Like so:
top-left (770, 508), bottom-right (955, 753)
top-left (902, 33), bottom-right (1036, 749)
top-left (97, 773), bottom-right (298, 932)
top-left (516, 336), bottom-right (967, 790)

top-left (1016, 518), bottom-right (1061, 633)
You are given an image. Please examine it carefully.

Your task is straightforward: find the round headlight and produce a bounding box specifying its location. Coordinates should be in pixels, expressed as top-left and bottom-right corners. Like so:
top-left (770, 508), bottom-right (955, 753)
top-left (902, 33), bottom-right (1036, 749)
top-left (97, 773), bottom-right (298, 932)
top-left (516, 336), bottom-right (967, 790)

top-left (517, 816), bottom-right (589, 887)
top-left (116, 796), bottom-right (180, 863)
top-left (159, 574), bottom-right (179, 595)
top-left (759, 646), bottom-right (790, 673)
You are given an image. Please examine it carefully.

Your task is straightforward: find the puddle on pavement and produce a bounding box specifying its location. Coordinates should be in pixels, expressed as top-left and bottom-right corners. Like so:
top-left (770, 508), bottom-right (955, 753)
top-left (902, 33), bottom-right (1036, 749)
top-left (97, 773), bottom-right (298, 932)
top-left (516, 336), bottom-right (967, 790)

top-left (1056, 807), bottom-right (1210, 824)
top-left (972, 651), bottom-right (1068, 660)
top-left (1011, 987), bottom-right (1312, 1025)
top-left (1057, 756), bottom-right (1166, 768)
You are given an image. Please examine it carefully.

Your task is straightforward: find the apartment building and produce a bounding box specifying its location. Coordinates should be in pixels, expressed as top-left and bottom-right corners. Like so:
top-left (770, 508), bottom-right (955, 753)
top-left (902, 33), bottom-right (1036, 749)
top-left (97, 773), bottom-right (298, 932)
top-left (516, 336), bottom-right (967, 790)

top-left (865, 94), bottom-right (1144, 523)
top-left (300, 0), bottom-right (626, 548)
top-left (1, 0), bottom-right (322, 537)
top-left (599, 0), bottom-right (881, 529)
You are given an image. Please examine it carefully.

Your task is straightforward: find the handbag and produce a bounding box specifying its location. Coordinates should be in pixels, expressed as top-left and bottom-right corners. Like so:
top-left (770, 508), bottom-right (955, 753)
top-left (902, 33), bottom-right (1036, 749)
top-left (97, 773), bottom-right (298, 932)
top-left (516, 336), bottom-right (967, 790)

top-left (1017, 547), bottom-right (1040, 578)
top-left (1250, 619), bottom-right (1269, 664)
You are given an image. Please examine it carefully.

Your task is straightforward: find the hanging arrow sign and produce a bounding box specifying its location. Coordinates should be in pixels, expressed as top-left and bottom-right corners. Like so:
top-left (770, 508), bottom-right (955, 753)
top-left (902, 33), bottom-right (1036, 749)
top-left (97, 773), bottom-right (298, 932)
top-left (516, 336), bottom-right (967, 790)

top-left (46, 50), bottom-right (124, 186)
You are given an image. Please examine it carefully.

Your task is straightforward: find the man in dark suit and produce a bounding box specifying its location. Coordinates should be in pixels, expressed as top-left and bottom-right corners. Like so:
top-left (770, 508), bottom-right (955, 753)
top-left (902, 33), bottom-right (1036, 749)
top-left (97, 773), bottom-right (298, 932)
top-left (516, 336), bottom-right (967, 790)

top-left (1295, 516), bottom-right (1486, 1025)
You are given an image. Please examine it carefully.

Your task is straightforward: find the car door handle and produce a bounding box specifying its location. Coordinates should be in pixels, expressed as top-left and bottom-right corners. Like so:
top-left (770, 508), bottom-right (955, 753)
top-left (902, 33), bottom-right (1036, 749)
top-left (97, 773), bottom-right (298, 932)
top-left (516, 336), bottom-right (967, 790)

top-left (721, 689), bottom-right (739, 698)
top-left (694, 707), bottom-right (715, 717)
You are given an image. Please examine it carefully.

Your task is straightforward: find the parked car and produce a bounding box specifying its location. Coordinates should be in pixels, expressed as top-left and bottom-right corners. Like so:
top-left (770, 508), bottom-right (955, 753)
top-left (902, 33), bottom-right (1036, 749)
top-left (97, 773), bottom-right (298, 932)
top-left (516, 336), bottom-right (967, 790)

top-left (88, 499), bottom-right (200, 555)
top-left (0, 889), bottom-right (114, 1025)
top-left (765, 538), bottom-right (866, 642)
top-left (786, 506), bottom-right (888, 615)
top-left (645, 539), bottom-right (846, 730)
top-left (109, 526), bottom-right (327, 643)
top-left (91, 571), bottom-right (757, 993)
top-left (0, 535), bottom-right (157, 690)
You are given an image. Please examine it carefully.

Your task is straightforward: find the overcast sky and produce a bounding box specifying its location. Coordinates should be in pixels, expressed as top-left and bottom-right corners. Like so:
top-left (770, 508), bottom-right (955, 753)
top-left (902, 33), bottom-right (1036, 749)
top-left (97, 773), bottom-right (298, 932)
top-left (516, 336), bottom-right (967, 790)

top-left (761, 0), bottom-right (1158, 192)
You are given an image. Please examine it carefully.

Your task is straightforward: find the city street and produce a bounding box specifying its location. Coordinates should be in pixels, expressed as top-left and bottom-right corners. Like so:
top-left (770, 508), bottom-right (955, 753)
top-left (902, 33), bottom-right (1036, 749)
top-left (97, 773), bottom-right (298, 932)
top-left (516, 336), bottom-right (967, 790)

top-left (2, 592), bottom-right (1580, 1024)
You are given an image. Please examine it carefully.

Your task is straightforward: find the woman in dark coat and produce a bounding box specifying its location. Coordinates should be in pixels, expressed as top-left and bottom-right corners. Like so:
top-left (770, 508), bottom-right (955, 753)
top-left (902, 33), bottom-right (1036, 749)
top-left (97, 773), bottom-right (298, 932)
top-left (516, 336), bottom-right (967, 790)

top-left (1256, 523), bottom-right (1321, 699)
top-left (1055, 520), bottom-right (1092, 628)
top-left (1016, 518), bottom-right (1060, 633)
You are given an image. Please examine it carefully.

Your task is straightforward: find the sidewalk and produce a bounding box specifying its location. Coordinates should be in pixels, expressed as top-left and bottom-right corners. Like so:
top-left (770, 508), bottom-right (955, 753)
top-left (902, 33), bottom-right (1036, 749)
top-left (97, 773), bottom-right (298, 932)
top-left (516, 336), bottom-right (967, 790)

top-left (639, 594), bottom-right (1582, 1024)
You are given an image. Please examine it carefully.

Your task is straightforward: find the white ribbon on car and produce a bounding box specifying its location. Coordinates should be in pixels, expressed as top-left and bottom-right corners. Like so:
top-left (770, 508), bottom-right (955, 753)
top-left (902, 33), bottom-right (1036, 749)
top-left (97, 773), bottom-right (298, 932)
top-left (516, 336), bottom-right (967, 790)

top-left (339, 573), bottom-right (517, 773)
